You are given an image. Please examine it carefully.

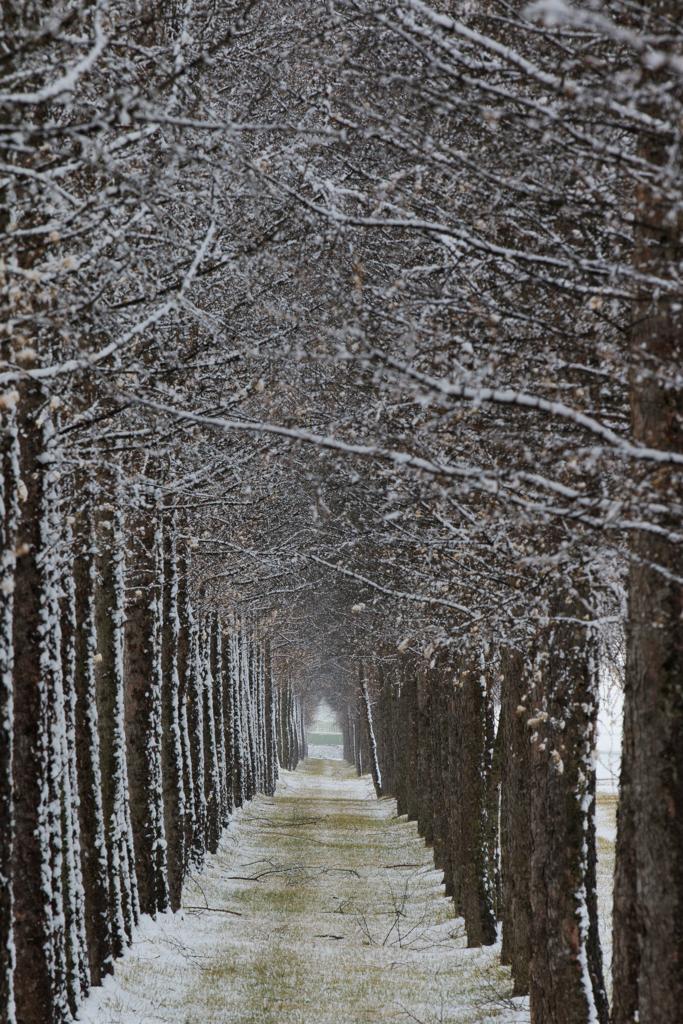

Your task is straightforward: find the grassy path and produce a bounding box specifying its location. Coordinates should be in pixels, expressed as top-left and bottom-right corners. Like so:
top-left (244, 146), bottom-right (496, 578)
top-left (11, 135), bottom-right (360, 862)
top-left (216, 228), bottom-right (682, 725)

top-left (80, 759), bottom-right (533, 1024)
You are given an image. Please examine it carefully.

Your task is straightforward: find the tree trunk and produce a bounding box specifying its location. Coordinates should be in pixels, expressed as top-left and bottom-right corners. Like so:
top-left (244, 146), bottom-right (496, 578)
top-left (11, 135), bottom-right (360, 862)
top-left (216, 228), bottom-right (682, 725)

top-left (452, 656), bottom-right (497, 948)
top-left (0, 404), bottom-right (19, 1024)
top-left (161, 516), bottom-right (185, 911)
top-left (201, 615), bottom-right (221, 854)
top-left (94, 499), bottom-right (139, 955)
top-left (71, 504), bottom-right (112, 983)
top-left (123, 500), bottom-right (168, 916)
top-left (612, 53), bottom-right (683, 1022)
top-left (176, 544), bottom-right (197, 870)
top-left (359, 661), bottom-right (382, 797)
top-left (499, 646), bottom-right (531, 995)
top-left (11, 385), bottom-right (70, 1024)
top-left (528, 593), bottom-right (608, 1024)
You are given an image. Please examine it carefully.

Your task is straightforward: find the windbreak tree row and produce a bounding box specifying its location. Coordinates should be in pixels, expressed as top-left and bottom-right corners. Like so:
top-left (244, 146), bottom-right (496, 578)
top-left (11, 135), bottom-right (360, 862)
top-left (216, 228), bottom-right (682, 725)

top-left (340, 636), bottom-right (607, 1021)
top-left (0, 417), bottom-right (306, 1024)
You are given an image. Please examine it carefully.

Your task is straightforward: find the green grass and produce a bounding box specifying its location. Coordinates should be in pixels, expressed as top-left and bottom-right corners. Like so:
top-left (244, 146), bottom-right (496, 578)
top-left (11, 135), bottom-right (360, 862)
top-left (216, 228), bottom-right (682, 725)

top-left (83, 758), bottom-right (531, 1024)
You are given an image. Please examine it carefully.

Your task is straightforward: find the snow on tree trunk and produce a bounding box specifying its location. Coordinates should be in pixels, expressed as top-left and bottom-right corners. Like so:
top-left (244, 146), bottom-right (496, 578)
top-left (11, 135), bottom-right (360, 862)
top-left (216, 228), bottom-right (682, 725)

top-left (59, 548), bottom-right (91, 1010)
top-left (69, 496), bottom-right (112, 985)
top-left (94, 496), bottom-right (139, 954)
top-left (231, 628), bottom-right (245, 808)
top-left (11, 387), bottom-right (70, 1024)
top-left (185, 590), bottom-right (206, 868)
top-left (220, 624), bottom-right (234, 815)
top-left (264, 640), bottom-right (277, 795)
top-left (210, 615), bottom-right (229, 828)
top-left (528, 593), bottom-right (608, 1024)
top-left (0, 402), bottom-right (18, 1024)
top-left (161, 515), bottom-right (186, 911)
top-left (612, 70), bottom-right (683, 1024)
top-left (201, 613), bottom-right (221, 855)
top-left (123, 494), bottom-right (168, 916)
top-left (359, 661), bottom-right (382, 797)
top-left (176, 543), bottom-right (197, 871)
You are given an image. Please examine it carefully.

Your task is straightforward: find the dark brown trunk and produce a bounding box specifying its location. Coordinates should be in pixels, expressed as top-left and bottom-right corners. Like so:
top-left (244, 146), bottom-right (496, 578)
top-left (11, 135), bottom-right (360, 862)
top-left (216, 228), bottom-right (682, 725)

top-left (161, 518), bottom-right (185, 911)
top-left (612, 49), bottom-right (683, 1021)
top-left (202, 616), bottom-right (221, 854)
top-left (0, 405), bottom-right (18, 1024)
top-left (11, 381), bottom-right (69, 1024)
top-left (175, 545), bottom-right (196, 868)
top-left (123, 504), bottom-right (168, 916)
top-left (454, 656), bottom-right (497, 948)
top-left (499, 646), bottom-right (531, 995)
top-left (528, 595), bottom-right (608, 1024)
top-left (94, 501), bottom-right (138, 954)
top-left (72, 505), bottom-right (112, 982)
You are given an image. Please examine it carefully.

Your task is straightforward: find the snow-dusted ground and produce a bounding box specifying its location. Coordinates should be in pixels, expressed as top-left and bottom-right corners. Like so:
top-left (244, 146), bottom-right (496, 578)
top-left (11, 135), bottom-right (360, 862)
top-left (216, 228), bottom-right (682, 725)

top-left (307, 743), bottom-right (343, 760)
top-left (78, 758), bottom-right (530, 1024)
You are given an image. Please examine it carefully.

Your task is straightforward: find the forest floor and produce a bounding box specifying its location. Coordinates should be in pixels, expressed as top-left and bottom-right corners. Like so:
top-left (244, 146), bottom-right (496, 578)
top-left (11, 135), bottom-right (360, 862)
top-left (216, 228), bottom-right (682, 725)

top-left (79, 759), bottom-right (616, 1024)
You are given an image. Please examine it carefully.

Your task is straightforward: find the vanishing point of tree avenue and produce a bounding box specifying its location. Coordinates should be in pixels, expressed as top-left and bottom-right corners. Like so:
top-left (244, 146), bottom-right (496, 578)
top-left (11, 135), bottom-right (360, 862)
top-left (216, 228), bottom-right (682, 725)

top-left (0, 1), bottom-right (681, 1023)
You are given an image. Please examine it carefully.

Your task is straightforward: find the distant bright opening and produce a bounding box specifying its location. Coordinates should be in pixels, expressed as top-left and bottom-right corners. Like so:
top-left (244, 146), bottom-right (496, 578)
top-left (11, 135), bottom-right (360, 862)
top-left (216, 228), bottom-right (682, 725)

top-left (307, 701), bottom-right (343, 760)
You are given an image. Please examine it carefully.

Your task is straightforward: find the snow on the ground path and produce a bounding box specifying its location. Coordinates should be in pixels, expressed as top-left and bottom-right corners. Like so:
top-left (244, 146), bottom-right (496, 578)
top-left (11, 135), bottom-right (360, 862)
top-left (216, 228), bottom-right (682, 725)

top-left (79, 759), bottom-right (530, 1024)
top-left (307, 743), bottom-right (343, 760)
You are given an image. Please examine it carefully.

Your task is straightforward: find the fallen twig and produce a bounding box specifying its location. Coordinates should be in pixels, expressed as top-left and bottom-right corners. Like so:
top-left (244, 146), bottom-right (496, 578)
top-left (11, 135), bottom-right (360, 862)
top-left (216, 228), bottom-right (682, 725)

top-left (182, 905), bottom-right (243, 916)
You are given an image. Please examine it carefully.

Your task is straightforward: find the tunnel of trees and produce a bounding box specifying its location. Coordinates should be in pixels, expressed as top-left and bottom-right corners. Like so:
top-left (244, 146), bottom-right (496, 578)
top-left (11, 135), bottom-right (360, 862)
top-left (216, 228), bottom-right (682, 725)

top-left (0, 1), bottom-right (681, 1023)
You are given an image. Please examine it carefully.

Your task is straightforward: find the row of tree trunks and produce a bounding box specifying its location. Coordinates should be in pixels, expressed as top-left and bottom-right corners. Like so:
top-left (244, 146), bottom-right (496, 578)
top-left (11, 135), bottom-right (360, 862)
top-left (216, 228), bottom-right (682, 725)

top-left (362, 627), bottom-right (607, 1024)
top-left (275, 670), bottom-right (307, 772)
top-left (0, 404), bottom-right (286, 1024)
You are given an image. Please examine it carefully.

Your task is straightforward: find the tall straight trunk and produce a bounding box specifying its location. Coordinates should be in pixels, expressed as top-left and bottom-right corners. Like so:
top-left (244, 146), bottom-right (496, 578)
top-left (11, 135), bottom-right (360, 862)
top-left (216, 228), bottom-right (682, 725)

top-left (123, 499), bottom-right (168, 916)
top-left (201, 616), bottom-right (221, 854)
top-left (416, 664), bottom-right (434, 845)
top-left (499, 646), bottom-right (531, 996)
top-left (69, 505), bottom-right (111, 986)
top-left (0, 403), bottom-right (18, 1024)
top-left (359, 662), bottom-right (382, 797)
top-left (528, 591), bottom-right (608, 1024)
top-left (612, 53), bottom-right (683, 1023)
top-left (11, 386), bottom-right (70, 1024)
top-left (94, 499), bottom-right (139, 954)
top-left (176, 545), bottom-right (197, 868)
top-left (231, 630), bottom-right (245, 807)
top-left (244, 636), bottom-right (258, 795)
top-left (161, 516), bottom-right (185, 910)
top-left (264, 640), bottom-right (277, 795)
top-left (451, 655), bottom-right (497, 948)
top-left (186, 598), bottom-right (206, 865)
top-left (242, 632), bottom-right (254, 790)
top-left (221, 626), bottom-right (234, 813)
top-left (354, 705), bottom-right (362, 777)
top-left (430, 663), bottom-right (451, 888)
top-left (211, 614), bottom-right (228, 826)
top-left (59, 565), bottom-right (90, 1011)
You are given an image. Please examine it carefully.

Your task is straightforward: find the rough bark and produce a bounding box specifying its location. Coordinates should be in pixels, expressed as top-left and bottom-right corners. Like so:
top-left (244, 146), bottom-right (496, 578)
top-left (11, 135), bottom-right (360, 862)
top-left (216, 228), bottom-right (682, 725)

top-left (612, 43), bottom-right (683, 1021)
top-left (359, 661), bottom-right (382, 797)
top-left (202, 616), bottom-right (221, 854)
top-left (71, 505), bottom-right (112, 982)
top-left (123, 501), bottom-right (168, 916)
top-left (176, 544), bottom-right (196, 869)
top-left (0, 405), bottom-right (18, 1024)
top-left (453, 658), bottom-right (497, 948)
top-left (11, 383), bottom-right (69, 1024)
top-left (528, 595), bottom-right (608, 1024)
top-left (94, 501), bottom-right (139, 954)
top-left (499, 646), bottom-right (531, 995)
top-left (161, 517), bottom-right (185, 911)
